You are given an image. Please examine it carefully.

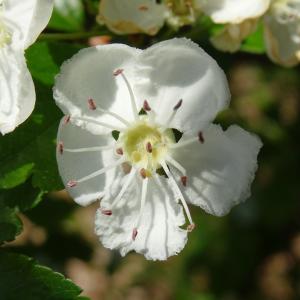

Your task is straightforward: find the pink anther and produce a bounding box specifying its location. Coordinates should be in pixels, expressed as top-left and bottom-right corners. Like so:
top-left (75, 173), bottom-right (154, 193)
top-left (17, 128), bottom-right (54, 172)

top-left (181, 176), bottom-right (187, 187)
top-left (113, 69), bottom-right (124, 76)
top-left (132, 228), bottom-right (138, 240)
top-left (67, 180), bottom-right (77, 188)
top-left (146, 142), bottom-right (152, 153)
top-left (88, 98), bottom-right (97, 110)
top-left (173, 99), bottom-right (183, 111)
top-left (64, 115), bottom-right (71, 124)
top-left (187, 223), bottom-right (196, 232)
top-left (198, 131), bottom-right (204, 143)
top-left (143, 100), bottom-right (151, 112)
top-left (58, 142), bottom-right (64, 155)
top-left (116, 148), bottom-right (123, 155)
top-left (139, 5), bottom-right (149, 11)
top-left (101, 209), bottom-right (112, 216)
top-left (140, 168), bottom-right (147, 179)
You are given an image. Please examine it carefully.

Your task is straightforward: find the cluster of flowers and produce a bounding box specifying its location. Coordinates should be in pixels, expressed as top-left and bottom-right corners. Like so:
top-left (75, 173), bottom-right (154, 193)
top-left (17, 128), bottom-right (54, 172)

top-left (0, 0), bottom-right (262, 260)
top-left (99, 0), bottom-right (300, 67)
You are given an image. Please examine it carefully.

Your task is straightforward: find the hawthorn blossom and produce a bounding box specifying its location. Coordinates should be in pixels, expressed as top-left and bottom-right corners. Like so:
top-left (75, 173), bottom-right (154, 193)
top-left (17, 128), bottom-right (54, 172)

top-left (0, 0), bottom-right (53, 135)
top-left (54, 38), bottom-right (262, 260)
top-left (97, 0), bottom-right (202, 35)
top-left (199, 0), bottom-right (271, 53)
top-left (264, 0), bottom-right (300, 67)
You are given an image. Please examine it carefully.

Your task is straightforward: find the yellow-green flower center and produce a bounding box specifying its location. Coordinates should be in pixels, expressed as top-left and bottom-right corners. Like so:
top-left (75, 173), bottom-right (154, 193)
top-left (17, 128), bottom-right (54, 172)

top-left (120, 119), bottom-right (175, 174)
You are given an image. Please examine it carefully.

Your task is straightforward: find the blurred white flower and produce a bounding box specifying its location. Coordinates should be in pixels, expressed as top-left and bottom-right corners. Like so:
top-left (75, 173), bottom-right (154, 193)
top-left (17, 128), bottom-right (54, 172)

top-left (199, 0), bottom-right (271, 53)
top-left (264, 0), bottom-right (300, 67)
top-left (54, 38), bottom-right (262, 260)
top-left (0, 0), bottom-right (53, 135)
top-left (97, 0), bottom-right (202, 35)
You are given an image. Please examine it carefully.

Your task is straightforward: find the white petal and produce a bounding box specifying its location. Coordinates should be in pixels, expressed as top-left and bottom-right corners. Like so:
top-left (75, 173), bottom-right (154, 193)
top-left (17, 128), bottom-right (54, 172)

top-left (95, 175), bottom-right (187, 260)
top-left (198, 0), bottom-right (270, 24)
top-left (56, 118), bottom-right (123, 206)
top-left (171, 124), bottom-right (262, 216)
top-left (133, 38), bottom-right (230, 133)
top-left (3, 0), bottom-right (53, 49)
top-left (0, 47), bottom-right (35, 134)
top-left (98, 0), bottom-right (166, 35)
top-left (54, 44), bottom-right (142, 135)
top-left (264, 0), bottom-right (300, 67)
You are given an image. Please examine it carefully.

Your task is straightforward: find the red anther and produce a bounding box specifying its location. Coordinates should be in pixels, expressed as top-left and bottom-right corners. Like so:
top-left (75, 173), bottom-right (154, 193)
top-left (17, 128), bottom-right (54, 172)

top-left (198, 131), bottom-right (204, 143)
top-left (116, 148), bottom-right (123, 155)
top-left (64, 115), bottom-right (71, 124)
top-left (67, 180), bottom-right (77, 188)
top-left (88, 98), bottom-right (97, 110)
top-left (173, 99), bottom-right (183, 111)
top-left (143, 100), bottom-right (151, 112)
top-left (146, 142), bottom-right (152, 153)
top-left (181, 176), bottom-right (187, 187)
top-left (113, 69), bottom-right (124, 76)
top-left (132, 228), bottom-right (138, 240)
top-left (139, 5), bottom-right (149, 11)
top-left (140, 168), bottom-right (147, 179)
top-left (58, 142), bottom-right (64, 155)
top-left (187, 223), bottom-right (196, 232)
top-left (101, 209), bottom-right (112, 216)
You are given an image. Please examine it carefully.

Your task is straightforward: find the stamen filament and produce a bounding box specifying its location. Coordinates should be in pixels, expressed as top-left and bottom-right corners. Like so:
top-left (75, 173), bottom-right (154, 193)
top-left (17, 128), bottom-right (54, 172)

top-left (165, 155), bottom-right (186, 175)
top-left (169, 136), bottom-right (198, 149)
top-left (71, 116), bottom-right (124, 131)
top-left (96, 107), bottom-right (131, 126)
top-left (111, 168), bottom-right (137, 208)
top-left (161, 161), bottom-right (194, 226)
top-left (162, 99), bottom-right (182, 129)
top-left (63, 144), bottom-right (114, 153)
top-left (73, 157), bottom-right (125, 184)
top-left (134, 177), bottom-right (149, 230)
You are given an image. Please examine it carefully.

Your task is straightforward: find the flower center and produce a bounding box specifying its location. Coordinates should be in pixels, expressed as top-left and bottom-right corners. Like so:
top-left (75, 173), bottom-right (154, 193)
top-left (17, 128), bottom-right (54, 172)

top-left (120, 118), bottom-right (175, 173)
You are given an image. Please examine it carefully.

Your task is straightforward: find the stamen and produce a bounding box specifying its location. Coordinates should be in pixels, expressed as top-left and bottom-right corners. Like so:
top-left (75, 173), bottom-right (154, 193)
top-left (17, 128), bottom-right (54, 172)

top-left (163, 99), bottom-right (183, 129)
top-left (87, 98), bottom-right (130, 126)
top-left (101, 209), bottom-right (112, 216)
top-left (132, 178), bottom-right (149, 240)
top-left (146, 142), bottom-right (152, 153)
top-left (63, 115), bottom-right (71, 124)
top-left (181, 176), bottom-right (187, 187)
top-left (140, 168), bottom-right (147, 179)
top-left (143, 100), bottom-right (151, 112)
top-left (116, 148), bottom-right (123, 155)
top-left (113, 69), bottom-right (139, 120)
top-left (111, 168), bottom-right (137, 208)
top-left (161, 161), bottom-right (194, 228)
top-left (68, 157), bottom-right (125, 186)
top-left (170, 131), bottom-right (204, 149)
top-left (187, 223), bottom-right (195, 232)
top-left (71, 116), bottom-right (124, 131)
top-left (63, 144), bottom-right (114, 153)
top-left (165, 155), bottom-right (186, 175)
top-left (139, 5), bottom-right (149, 11)
top-left (58, 142), bottom-right (64, 154)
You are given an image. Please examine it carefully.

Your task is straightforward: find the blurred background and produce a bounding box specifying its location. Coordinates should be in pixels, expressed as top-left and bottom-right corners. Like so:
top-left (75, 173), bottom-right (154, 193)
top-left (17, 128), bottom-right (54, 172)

top-left (2, 0), bottom-right (300, 299)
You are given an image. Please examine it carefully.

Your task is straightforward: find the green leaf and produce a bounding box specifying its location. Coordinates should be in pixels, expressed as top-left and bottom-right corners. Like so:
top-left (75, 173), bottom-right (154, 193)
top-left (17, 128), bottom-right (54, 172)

top-left (0, 202), bottom-right (22, 244)
top-left (48, 0), bottom-right (85, 32)
top-left (241, 22), bottom-right (266, 54)
top-left (0, 251), bottom-right (85, 300)
top-left (0, 42), bottom-right (82, 192)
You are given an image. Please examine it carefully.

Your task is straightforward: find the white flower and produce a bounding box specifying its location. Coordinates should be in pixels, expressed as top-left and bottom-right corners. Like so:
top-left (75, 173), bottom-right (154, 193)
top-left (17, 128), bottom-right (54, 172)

top-left (198, 0), bottom-right (271, 53)
top-left (0, 0), bottom-right (54, 135)
top-left (54, 38), bottom-right (262, 260)
top-left (97, 0), bottom-right (202, 35)
top-left (264, 0), bottom-right (300, 67)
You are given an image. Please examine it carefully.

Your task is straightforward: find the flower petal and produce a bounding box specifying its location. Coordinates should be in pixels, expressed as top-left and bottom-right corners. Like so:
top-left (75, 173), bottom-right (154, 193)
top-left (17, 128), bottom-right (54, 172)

top-left (98, 0), bottom-right (166, 35)
top-left (3, 0), bottom-right (53, 49)
top-left (198, 0), bottom-right (270, 24)
top-left (95, 175), bottom-right (187, 260)
top-left (264, 0), bottom-right (300, 67)
top-left (0, 47), bottom-right (35, 135)
top-left (133, 38), bottom-right (230, 133)
top-left (54, 44), bottom-right (141, 135)
top-left (171, 124), bottom-right (262, 216)
top-left (56, 118), bottom-right (123, 206)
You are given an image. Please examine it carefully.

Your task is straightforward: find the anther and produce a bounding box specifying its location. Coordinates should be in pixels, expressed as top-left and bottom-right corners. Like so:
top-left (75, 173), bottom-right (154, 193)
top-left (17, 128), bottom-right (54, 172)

top-left (116, 148), bottom-right (123, 155)
top-left (173, 99), bottom-right (183, 111)
top-left (58, 142), bottom-right (64, 154)
top-left (198, 131), bottom-right (204, 143)
top-left (132, 228), bottom-right (138, 240)
top-left (140, 168), bottom-right (147, 179)
top-left (187, 223), bottom-right (196, 232)
top-left (101, 209), bottom-right (112, 216)
top-left (143, 100), bottom-right (151, 112)
top-left (63, 115), bottom-right (70, 124)
top-left (88, 98), bottom-right (97, 110)
top-left (139, 5), bottom-right (149, 11)
top-left (146, 142), bottom-right (152, 153)
top-left (113, 69), bottom-right (124, 76)
top-left (181, 176), bottom-right (187, 187)
top-left (67, 180), bottom-right (77, 188)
